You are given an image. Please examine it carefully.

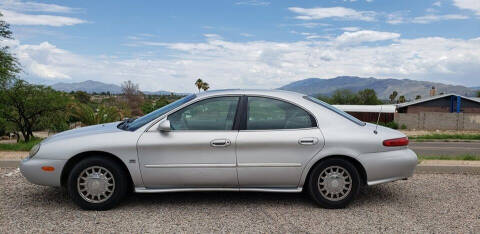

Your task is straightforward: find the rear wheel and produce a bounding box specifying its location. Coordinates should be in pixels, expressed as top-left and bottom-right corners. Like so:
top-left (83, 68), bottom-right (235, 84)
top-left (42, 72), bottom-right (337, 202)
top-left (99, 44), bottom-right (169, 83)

top-left (67, 157), bottom-right (128, 210)
top-left (307, 158), bottom-right (360, 209)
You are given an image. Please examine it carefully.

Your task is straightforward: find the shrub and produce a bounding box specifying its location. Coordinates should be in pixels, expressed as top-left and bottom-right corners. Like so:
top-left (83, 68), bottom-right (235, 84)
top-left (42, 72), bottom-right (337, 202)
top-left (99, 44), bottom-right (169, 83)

top-left (400, 124), bottom-right (407, 129)
top-left (385, 122), bottom-right (399, 129)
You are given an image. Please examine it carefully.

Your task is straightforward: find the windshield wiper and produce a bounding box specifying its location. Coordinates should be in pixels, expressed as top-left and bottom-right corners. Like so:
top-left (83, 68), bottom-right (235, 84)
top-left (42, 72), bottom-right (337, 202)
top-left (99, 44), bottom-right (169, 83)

top-left (118, 118), bottom-right (135, 130)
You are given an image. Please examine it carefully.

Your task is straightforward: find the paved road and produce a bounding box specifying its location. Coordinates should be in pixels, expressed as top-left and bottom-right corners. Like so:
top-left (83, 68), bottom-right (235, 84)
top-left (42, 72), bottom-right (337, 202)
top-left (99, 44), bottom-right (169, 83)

top-left (1, 168), bottom-right (479, 233)
top-left (410, 141), bottom-right (480, 156)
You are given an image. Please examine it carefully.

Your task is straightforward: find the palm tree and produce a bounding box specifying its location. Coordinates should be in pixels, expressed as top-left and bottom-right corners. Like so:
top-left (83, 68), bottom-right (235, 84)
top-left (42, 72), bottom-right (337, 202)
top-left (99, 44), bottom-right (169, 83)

top-left (389, 91), bottom-right (398, 103)
top-left (201, 82), bottom-right (210, 91)
top-left (195, 79), bottom-right (203, 92)
top-left (398, 95), bottom-right (406, 103)
top-left (71, 104), bottom-right (121, 126)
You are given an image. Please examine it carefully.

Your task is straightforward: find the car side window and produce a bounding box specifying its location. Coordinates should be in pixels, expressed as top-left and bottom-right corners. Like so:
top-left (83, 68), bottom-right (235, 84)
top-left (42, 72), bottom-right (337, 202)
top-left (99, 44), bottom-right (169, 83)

top-left (168, 96), bottom-right (239, 130)
top-left (247, 97), bottom-right (315, 130)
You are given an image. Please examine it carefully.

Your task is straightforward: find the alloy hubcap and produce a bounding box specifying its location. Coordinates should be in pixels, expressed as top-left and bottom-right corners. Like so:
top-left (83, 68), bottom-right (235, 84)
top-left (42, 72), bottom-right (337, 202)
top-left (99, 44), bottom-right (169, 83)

top-left (77, 166), bottom-right (115, 203)
top-left (318, 166), bottom-right (352, 201)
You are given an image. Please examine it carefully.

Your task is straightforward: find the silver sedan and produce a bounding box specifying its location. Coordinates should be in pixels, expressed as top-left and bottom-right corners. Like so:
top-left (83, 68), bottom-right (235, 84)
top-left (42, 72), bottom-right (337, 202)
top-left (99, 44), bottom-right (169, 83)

top-left (20, 90), bottom-right (417, 210)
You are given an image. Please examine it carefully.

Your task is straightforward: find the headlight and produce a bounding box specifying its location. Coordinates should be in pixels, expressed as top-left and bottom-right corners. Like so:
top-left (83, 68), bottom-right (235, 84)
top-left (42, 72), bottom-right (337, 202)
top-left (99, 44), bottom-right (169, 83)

top-left (29, 144), bottom-right (41, 159)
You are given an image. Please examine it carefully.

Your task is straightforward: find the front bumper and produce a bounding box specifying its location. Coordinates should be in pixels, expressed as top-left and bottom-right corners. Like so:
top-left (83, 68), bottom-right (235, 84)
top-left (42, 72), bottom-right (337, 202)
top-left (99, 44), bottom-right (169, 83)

top-left (358, 148), bottom-right (418, 186)
top-left (20, 158), bottom-right (66, 187)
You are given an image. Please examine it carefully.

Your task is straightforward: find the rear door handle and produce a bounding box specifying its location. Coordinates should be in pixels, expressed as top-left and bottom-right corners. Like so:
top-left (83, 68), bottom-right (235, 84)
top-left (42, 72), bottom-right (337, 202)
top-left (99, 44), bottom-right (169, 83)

top-left (298, 137), bottom-right (319, 145)
top-left (210, 139), bottom-right (231, 147)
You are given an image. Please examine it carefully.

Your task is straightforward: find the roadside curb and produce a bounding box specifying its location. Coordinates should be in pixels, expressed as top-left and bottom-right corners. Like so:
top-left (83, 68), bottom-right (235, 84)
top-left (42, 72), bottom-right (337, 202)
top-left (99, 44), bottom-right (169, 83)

top-left (2, 160), bottom-right (480, 175)
top-left (411, 139), bottom-right (480, 143)
top-left (415, 164), bottom-right (480, 175)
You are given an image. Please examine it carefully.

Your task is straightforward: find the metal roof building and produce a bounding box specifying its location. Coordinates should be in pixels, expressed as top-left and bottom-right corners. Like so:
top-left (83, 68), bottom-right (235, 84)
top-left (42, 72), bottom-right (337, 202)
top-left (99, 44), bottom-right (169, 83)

top-left (397, 93), bottom-right (480, 113)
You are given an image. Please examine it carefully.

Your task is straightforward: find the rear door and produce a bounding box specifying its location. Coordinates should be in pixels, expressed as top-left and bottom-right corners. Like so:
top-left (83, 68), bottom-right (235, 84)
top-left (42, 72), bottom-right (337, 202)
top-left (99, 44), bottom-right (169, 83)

top-left (236, 96), bottom-right (324, 187)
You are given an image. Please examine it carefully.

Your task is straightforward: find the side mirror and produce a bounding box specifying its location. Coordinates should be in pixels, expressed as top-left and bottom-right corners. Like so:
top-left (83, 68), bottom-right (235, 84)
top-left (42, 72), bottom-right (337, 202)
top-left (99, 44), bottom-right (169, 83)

top-left (158, 119), bottom-right (171, 132)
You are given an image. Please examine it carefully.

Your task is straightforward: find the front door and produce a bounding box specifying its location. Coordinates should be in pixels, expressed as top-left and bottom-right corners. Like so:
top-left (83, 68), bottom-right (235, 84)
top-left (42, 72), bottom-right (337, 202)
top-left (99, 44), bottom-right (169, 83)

top-left (236, 96), bottom-right (325, 187)
top-left (137, 96), bottom-right (240, 188)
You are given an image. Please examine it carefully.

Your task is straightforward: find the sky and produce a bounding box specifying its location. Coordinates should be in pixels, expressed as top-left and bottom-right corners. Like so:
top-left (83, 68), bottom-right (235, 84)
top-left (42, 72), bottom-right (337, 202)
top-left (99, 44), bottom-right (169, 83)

top-left (0, 0), bottom-right (479, 92)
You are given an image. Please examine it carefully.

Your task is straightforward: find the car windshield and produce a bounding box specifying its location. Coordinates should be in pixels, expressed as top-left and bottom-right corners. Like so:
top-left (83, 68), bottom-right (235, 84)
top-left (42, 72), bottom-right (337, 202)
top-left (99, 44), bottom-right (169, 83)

top-left (304, 96), bottom-right (366, 126)
top-left (120, 94), bottom-right (196, 131)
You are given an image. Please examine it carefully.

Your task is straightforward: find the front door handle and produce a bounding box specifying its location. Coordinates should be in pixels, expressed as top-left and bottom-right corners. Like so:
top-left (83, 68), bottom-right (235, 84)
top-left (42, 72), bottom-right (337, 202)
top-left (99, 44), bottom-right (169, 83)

top-left (210, 139), bottom-right (231, 147)
top-left (298, 137), bottom-right (319, 145)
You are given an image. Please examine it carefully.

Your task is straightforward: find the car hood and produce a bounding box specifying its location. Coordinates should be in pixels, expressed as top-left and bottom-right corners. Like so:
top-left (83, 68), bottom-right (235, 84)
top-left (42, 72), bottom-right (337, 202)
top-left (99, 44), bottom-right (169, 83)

top-left (42, 122), bottom-right (123, 144)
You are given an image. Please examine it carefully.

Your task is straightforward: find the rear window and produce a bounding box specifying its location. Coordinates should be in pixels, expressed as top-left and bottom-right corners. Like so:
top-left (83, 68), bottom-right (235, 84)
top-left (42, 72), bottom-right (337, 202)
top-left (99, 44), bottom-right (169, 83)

top-left (304, 96), bottom-right (365, 126)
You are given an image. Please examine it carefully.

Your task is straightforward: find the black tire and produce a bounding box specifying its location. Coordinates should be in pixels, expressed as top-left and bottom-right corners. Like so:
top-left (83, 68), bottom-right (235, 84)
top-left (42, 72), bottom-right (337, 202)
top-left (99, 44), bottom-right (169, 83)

top-left (67, 156), bottom-right (129, 210)
top-left (307, 158), bottom-right (361, 209)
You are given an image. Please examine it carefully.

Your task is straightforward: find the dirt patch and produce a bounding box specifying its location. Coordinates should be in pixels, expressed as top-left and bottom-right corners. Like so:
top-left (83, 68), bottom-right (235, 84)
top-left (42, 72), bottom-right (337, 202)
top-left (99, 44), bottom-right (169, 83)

top-left (0, 151), bottom-right (28, 160)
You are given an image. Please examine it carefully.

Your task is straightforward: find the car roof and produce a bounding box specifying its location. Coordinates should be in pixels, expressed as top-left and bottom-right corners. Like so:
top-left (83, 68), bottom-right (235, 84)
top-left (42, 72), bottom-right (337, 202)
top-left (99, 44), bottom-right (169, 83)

top-left (194, 89), bottom-right (306, 99)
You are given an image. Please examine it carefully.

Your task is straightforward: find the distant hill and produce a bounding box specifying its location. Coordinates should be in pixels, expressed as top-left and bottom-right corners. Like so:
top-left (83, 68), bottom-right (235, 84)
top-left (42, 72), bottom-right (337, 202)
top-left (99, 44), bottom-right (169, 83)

top-left (50, 80), bottom-right (184, 95)
top-left (51, 80), bottom-right (123, 94)
top-left (471, 86), bottom-right (480, 91)
top-left (278, 76), bottom-right (475, 99)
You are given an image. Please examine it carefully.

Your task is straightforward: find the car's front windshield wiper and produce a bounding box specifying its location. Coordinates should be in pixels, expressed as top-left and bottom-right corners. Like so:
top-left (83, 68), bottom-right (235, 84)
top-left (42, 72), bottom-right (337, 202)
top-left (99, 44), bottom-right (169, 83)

top-left (117, 118), bottom-right (136, 130)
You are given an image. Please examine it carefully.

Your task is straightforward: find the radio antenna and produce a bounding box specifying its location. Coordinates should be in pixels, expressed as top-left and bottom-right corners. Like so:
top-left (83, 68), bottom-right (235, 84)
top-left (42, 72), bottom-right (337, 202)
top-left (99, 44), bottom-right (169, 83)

top-left (374, 105), bottom-right (383, 135)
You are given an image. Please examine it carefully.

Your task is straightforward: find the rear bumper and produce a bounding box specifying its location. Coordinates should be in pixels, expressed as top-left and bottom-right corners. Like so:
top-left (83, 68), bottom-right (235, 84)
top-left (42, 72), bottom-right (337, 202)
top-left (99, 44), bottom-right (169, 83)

top-left (19, 158), bottom-right (66, 187)
top-left (357, 148), bottom-right (418, 186)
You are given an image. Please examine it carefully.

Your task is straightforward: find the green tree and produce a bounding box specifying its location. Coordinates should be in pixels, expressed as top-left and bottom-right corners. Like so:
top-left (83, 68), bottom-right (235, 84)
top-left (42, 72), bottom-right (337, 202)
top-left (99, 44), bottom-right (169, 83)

top-left (357, 89), bottom-right (382, 105)
top-left (201, 82), bottom-right (210, 91)
top-left (398, 95), bottom-right (406, 103)
top-left (316, 94), bottom-right (331, 103)
top-left (71, 103), bottom-right (121, 126)
top-left (0, 12), bottom-right (20, 88)
top-left (329, 89), bottom-right (358, 104)
top-left (389, 91), bottom-right (398, 103)
top-left (415, 95), bottom-right (422, 100)
top-left (0, 81), bottom-right (69, 142)
top-left (195, 78), bottom-right (203, 92)
top-left (476, 91), bottom-right (480, 98)
top-left (73, 91), bottom-right (91, 104)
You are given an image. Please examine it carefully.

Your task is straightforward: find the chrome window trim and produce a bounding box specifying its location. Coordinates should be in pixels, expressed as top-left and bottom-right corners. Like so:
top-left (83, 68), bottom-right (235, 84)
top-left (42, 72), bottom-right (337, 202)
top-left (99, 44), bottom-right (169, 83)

top-left (144, 94), bottom-right (242, 132)
top-left (244, 94), bottom-right (319, 130)
top-left (303, 96), bottom-right (366, 126)
top-left (144, 93), bottom-right (321, 132)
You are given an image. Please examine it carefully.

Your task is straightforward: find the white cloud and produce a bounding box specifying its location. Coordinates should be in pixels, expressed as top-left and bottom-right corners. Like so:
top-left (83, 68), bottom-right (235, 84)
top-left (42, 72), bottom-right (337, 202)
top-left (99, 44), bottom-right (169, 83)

top-left (0, 0), bottom-right (76, 13)
top-left (387, 11), bottom-right (468, 24)
top-left (4, 36), bottom-right (480, 92)
top-left (203, 33), bottom-right (223, 40)
top-left (335, 30), bottom-right (400, 45)
top-left (235, 0), bottom-right (270, 6)
top-left (386, 12), bottom-right (406, 24)
top-left (412, 14), bottom-right (468, 23)
top-left (1, 10), bottom-right (86, 26)
top-left (341, 27), bottom-right (361, 31)
top-left (433, 1), bottom-right (442, 7)
top-left (240, 33), bottom-right (254, 37)
top-left (0, 0), bottom-right (85, 26)
top-left (14, 41), bottom-right (81, 79)
top-left (453, 0), bottom-right (480, 15)
top-left (288, 7), bottom-right (376, 21)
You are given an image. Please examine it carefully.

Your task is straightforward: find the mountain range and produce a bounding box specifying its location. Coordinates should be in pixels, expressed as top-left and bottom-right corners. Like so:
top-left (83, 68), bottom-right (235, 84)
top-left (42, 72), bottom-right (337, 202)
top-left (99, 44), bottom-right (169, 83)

top-left (49, 77), bottom-right (477, 99)
top-left (50, 80), bottom-right (180, 95)
top-left (278, 76), bottom-right (476, 99)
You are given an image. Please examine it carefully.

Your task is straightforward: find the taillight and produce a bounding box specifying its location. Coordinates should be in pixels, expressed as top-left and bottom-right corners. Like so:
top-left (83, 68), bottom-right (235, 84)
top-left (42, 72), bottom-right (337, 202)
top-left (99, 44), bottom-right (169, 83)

top-left (383, 137), bottom-right (409, 147)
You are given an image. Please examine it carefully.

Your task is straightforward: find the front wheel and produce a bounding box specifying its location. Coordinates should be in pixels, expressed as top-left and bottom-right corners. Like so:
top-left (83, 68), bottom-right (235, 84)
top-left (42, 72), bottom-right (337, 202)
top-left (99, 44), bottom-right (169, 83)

top-left (307, 158), bottom-right (361, 209)
top-left (67, 157), bottom-right (129, 210)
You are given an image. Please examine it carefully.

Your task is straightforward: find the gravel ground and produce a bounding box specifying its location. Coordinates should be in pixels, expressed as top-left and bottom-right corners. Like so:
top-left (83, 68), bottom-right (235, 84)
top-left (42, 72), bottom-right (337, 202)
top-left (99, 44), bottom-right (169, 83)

top-left (1, 168), bottom-right (479, 233)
